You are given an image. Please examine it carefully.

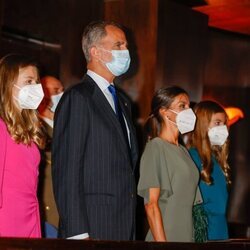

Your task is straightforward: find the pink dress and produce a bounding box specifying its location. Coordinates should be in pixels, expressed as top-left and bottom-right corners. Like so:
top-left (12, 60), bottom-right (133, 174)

top-left (0, 119), bottom-right (41, 238)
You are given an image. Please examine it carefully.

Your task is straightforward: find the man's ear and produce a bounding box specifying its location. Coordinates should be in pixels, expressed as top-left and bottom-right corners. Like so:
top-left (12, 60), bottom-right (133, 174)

top-left (90, 46), bottom-right (100, 61)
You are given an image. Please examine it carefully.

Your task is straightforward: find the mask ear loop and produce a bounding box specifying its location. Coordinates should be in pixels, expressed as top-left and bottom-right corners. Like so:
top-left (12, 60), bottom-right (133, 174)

top-left (14, 84), bottom-right (22, 90)
top-left (13, 87), bottom-right (21, 109)
top-left (165, 116), bottom-right (178, 127)
top-left (168, 108), bottom-right (179, 115)
top-left (165, 109), bottom-right (178, 126)
top-left (95, 47), bottom-right (113, 67)
top-left (13, 84), bottom-right (22, 105)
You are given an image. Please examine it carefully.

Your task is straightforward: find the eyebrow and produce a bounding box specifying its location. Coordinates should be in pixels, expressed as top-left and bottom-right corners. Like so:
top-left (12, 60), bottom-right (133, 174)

top-left (178, 101), bottom-right (189, 105)
top-left (23, 76), bottom-right (37, 79)
top-left (114, 41), bottom-right (127, 46)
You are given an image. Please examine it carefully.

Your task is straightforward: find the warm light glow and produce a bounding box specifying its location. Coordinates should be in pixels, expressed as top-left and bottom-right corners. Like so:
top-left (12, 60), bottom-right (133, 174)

top-left (193, 0), bottom-right (250, 36)
top-left (205, 0), bottom-right (247, 6)
top-left (225, 107), bottom-right (244, 126)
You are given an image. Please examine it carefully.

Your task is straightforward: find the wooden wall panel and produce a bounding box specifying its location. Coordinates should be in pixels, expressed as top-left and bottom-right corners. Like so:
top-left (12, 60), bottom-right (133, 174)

top-left (156, 0), bottom-right (208, 103)
top-left (0, 0), bottom-right (3, 36)
top-left (58, 0), bottom-right (104, 86)
top-left (204, 29), bottom-right (250, 88)
top-left (0, 37), bottom-right (60, 77)
top-left (2, 0), bottom-right (65, 43)
top-left (0, 0), bottom-right (103, 86)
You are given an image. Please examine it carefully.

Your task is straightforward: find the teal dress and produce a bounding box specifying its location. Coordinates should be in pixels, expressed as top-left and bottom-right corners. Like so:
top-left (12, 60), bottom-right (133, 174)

top-left (189, 148), bottom-right (229, 240)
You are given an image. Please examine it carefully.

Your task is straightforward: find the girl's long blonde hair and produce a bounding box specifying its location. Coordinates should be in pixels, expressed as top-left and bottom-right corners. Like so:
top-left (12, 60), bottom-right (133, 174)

top-left (189, 100), bottom-right (231, 185)
top-left (0, 54), bottom-right (45, 148)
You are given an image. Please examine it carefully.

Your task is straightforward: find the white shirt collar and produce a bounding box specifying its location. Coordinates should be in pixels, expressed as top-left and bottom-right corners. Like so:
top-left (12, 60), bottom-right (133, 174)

top-left (87, 70), bottom-right (113, 91)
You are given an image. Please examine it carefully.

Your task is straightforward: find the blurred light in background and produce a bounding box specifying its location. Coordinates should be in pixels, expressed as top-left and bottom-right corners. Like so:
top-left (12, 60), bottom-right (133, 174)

top-left (225, 107), bottom-right (244, 126)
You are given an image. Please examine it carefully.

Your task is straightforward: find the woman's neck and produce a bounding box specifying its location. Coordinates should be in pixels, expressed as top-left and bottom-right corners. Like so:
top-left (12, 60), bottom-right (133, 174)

top-left (159, 124), bottom-right (179, 145)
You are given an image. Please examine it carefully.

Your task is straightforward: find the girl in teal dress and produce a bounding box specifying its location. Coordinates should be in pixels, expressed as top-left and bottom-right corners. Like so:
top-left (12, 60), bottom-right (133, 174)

top-left (188, 100), bottom-right (231, 241)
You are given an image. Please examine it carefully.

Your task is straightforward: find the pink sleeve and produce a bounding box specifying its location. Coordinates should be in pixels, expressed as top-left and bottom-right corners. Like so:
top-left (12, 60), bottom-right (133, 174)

top-left (0, 120), bottom-right (7, 208)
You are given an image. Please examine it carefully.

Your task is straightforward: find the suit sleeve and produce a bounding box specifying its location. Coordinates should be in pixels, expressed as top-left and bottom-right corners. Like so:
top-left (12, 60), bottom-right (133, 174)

top-left (52, 88), bottom-right (90, 237)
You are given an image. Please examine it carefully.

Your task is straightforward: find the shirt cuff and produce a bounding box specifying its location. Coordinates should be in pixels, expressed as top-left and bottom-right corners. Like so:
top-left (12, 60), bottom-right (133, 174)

top-left (67, 233), bottom-right (89, 240)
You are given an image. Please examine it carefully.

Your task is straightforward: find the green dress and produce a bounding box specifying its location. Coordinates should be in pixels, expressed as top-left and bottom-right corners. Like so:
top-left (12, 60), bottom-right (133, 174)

top-left (138, 137), bottom-right (201, 242)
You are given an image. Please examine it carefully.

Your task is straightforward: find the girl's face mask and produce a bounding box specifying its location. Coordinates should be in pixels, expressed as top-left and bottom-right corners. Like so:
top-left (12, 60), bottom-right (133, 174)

top-left (14, 84), bottom-right (44, 109)
top-left (208, 125), bottom-right (229, 146)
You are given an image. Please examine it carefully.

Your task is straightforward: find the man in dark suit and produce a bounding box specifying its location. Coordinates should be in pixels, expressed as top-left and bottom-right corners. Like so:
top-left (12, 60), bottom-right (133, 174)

top-left (52, 21), bottom-right (138, 240)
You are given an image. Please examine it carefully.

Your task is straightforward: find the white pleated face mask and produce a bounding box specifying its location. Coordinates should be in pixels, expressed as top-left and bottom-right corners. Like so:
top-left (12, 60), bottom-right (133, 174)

top-left (208, 125), bottom-right (229, 146)
top-left (14, 84), bottom-right (44, 109)
top-left (168, 108), bottom-right (197, 134)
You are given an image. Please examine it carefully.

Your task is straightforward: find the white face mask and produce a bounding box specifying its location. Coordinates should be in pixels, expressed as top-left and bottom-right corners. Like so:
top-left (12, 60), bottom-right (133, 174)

top-left (100, 48), bottom-right (131, 76)
top-left (208, 125), bottom-right (228, 146)
top-left (50, 92), bottom-right (63, 112)
top-left (14, 84), bottom-right (44, 109)
top-left (168, 108), bottom-right (196, 134)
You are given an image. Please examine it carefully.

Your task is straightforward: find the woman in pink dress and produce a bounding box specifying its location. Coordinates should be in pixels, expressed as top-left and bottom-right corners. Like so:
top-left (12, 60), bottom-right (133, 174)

top-left (0, 54), bottom-right (45, 238)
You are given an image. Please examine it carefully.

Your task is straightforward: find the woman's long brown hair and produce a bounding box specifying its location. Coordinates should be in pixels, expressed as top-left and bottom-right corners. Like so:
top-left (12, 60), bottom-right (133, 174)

top-left (144, 86), bottom-right (188, 143)
top-left (188, 100), bottom-right (230, 185)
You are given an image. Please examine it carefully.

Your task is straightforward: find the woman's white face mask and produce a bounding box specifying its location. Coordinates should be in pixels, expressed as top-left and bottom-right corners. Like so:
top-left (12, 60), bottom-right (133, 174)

top-left (167, 108), bottom-right (196, 134)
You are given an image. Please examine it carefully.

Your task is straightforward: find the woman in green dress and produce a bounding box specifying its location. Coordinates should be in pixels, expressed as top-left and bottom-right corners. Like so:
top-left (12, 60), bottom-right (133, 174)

top-left (138, 86), bottom-right (201, 242)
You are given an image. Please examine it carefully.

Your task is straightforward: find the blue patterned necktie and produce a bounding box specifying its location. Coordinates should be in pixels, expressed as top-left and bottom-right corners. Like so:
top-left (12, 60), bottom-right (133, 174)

top-left (108, 85), bottom-right (130, 146)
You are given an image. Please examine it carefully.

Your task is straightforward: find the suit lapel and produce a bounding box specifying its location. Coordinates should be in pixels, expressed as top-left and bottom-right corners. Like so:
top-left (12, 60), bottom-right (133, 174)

top-left (89, 79), bottom-right (129, 153)
top-left (118, 95), bottom-right (138, 170)
top-left (83, 75), bottom-right (137, 169)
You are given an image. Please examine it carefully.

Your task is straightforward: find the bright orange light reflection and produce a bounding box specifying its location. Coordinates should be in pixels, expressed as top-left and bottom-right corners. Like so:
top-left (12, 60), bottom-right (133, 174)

top-left (225, 107), bottom-right (244, 126)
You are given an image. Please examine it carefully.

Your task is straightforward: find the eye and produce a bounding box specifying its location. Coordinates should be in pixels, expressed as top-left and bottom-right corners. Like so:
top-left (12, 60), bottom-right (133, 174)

top-left (114, 41), bottom-right (127, 50)
top-left (214, 121), bottom-right (221, 126)
top-left (26, 79), bottom-right (38, 85)
top-left (25, 79), bottom-right (33, 85)
top-left (179, 104), bottom-right (186, 110)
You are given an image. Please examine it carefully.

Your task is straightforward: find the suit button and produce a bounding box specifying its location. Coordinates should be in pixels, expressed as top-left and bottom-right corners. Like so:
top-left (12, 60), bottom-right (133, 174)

top-left (46, 206), bottom-right (50, 211)
top-left (131, 194), bottom-right (134, 198)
